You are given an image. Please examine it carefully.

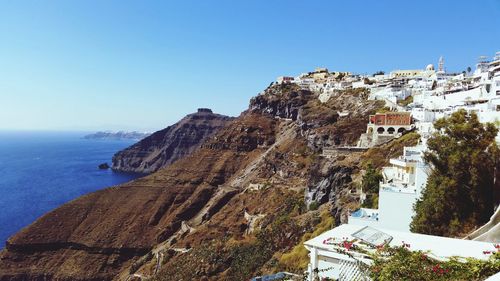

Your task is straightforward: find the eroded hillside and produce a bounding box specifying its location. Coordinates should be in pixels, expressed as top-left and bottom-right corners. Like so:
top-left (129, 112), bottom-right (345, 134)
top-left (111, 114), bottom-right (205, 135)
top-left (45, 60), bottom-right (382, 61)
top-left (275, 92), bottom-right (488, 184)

top-left (0, 84), bottom-right (385, 281)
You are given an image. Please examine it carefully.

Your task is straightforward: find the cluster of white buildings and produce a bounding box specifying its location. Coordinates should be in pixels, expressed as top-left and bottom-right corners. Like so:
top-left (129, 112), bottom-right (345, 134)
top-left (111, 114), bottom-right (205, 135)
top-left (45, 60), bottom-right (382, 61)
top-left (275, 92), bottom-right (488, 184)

top-left (277, 54), bottom-right (500, 130)
top-left (276, 67), bottom-right (351, 90)
top-left (349, 52), bottom-right (500, 233)
top-left (299, 52), bottom-right (500, 281)
top-left (276, 68), bottom-right (357, 103)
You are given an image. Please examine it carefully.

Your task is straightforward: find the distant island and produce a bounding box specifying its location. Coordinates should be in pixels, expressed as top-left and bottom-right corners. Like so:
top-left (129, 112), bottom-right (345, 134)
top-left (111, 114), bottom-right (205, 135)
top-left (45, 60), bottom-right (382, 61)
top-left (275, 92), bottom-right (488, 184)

top-left (83, 131), bottom-right (151, 140)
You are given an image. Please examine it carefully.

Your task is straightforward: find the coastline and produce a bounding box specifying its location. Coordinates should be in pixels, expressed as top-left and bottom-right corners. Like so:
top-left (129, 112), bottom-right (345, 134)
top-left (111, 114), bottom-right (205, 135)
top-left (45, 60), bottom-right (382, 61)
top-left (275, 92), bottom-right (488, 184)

top-left (0, 131), bottom-right (143, 248)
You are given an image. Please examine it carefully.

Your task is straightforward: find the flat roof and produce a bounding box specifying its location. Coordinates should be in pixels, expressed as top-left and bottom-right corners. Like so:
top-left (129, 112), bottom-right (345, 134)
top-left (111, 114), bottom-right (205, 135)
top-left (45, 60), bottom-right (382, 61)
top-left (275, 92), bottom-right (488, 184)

top-left (349, 208), bottom-right (379, 220)
top-left (305, 224), bottom-right (497, 261)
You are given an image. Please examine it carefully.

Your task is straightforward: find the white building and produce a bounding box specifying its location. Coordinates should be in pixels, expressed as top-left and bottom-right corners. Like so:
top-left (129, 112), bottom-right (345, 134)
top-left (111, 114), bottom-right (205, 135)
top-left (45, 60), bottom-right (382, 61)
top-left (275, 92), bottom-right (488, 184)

top-left (369, 84), bottom-right (411, 103)
top-left (296, 77), bottom-right (315, 90)
top-left (348, 143), bottom-right (429, 232)
top-left (304, 224), bottom-right (499, 281)
top-left (410, 107), bottom-right (435, 122)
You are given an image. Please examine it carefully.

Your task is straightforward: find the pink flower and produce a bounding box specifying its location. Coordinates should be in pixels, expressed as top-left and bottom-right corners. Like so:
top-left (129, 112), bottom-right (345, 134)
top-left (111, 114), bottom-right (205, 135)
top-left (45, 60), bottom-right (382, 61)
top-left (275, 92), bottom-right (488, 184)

top-left (432, 264), bottom-right (445, 275)
top-left (343, 241), bottom-right (353, 250)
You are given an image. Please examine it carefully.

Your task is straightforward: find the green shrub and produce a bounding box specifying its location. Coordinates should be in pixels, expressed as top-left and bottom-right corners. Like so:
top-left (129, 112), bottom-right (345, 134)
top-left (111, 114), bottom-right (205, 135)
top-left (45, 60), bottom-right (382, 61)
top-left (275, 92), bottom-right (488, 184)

top-left (278, 211), bottom-right (334, 273)
top-left (362, 193), bottom-right (378, 209)
top-left (308, 201), bottom-right (319, 211)
top-left (397, 95), bottom-right (413, 106)
top-left (362, 132), bottom-right (420, 169)
top-left (411, 110), bottom-right (499, 236)
top-left (370, 246), bottom-right (500, 281)
top-left (361, 164), bottom-right (382, 194)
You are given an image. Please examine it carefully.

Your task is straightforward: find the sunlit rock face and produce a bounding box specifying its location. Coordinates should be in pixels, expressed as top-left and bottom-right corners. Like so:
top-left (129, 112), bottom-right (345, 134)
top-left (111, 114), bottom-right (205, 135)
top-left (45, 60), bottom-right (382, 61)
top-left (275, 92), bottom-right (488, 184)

top-left (112, 108), bottom-right (233, 174)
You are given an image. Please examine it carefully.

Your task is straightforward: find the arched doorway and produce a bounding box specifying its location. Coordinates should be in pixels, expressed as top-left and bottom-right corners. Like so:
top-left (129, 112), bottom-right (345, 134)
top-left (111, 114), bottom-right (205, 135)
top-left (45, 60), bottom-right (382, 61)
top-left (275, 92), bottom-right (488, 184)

top-left (377, 127), bottom-right (385, 134)
top-left (387, 127), bottom-right (395, 134)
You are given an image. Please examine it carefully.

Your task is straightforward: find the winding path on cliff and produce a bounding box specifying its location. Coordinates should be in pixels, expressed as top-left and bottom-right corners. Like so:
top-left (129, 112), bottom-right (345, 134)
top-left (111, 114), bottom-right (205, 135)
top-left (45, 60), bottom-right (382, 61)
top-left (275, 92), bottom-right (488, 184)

top-left (119, 119), bottom-right (300, 280)
top-left (228, 119), bottom-right (297, 189)
top-left (185, 119), bottom-right (298, 228)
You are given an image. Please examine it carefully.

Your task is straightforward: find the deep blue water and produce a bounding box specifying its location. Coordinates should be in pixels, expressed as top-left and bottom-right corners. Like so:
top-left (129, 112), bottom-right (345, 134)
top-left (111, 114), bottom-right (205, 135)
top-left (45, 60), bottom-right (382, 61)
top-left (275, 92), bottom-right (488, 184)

top-left (0, 131), bottom-right (142, 248)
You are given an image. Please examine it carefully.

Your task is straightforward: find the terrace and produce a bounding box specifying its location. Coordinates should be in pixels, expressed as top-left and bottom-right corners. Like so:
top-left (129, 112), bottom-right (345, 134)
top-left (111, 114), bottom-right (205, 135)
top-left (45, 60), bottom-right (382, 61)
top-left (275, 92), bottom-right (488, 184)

top-left (304, 224), bottom-right (498, 281)
top-left (380, 182), bottom-right (417, 194)
top-left (349, 208), bottom-right (379, 222)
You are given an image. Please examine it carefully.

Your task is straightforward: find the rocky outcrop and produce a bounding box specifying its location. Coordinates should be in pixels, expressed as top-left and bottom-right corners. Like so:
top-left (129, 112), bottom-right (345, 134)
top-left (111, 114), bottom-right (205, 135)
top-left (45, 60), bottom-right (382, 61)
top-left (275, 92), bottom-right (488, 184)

top-left (250, 84), bottom-right (384, 151)
top-left (98, 163), bottom-right (110, 170)
top-left (249, 84), bottom-right (313, 123)
top-left (306, 162), bottom-right (354, 205)
top-left (111, 109), bottom-right (233, 173)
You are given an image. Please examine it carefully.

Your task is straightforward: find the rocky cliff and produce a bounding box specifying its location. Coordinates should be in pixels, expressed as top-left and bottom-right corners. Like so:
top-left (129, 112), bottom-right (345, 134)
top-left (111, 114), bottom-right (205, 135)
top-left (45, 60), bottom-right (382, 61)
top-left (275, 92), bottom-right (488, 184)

top-left (111, 108), bottom-right (233, 173)
top-left (0, 84), bottom-right (384, 281)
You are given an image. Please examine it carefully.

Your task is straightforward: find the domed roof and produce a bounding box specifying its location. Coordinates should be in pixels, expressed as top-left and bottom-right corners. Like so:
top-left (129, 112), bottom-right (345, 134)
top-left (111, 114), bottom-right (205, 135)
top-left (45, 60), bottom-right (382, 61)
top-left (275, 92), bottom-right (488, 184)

top-left (426, 64), bottom-right (435, 71)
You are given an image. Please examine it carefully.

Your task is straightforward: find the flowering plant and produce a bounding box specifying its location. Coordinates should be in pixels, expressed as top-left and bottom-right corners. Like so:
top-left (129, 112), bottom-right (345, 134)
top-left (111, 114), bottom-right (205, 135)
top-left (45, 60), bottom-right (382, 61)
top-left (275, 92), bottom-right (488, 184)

top-left (320, 237), bottom-right (500, 280)
top-left (369, 245), bottom-right (500, 280)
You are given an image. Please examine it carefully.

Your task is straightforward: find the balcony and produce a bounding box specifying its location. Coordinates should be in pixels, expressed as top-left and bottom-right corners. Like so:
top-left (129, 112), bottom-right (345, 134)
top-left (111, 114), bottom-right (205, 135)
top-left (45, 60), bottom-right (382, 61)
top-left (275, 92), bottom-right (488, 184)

top-left (380, 182), bottom-right (417, 194)
top-left (381, 166), bottom-right (396, 181)
top-left (389, 157), bottom-right (418, 167)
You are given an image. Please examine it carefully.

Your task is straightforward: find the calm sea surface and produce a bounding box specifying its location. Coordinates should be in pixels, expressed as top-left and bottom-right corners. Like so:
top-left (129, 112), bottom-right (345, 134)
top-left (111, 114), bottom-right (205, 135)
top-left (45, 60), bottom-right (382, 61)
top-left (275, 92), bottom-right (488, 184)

top-left (0, 131), bottom-right (142, 248)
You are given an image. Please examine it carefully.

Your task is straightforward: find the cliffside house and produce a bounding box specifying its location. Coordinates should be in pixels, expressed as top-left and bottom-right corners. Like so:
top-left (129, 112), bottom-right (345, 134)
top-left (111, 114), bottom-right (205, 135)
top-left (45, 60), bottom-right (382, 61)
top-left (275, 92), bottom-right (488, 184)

top-left (304, 224), bottom-right (498, 281)
top-left (349, 143), bottom-right (429, 232)
top-left (276, 76), bottom-right (295, 84)
top-left (366, 112), bottom-right (413, 135)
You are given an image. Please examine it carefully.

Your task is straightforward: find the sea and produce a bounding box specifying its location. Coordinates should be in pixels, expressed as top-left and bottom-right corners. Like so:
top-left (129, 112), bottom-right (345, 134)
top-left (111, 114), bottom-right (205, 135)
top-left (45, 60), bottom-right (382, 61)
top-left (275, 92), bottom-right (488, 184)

top-left (0, 131), bottom-right (143, 249)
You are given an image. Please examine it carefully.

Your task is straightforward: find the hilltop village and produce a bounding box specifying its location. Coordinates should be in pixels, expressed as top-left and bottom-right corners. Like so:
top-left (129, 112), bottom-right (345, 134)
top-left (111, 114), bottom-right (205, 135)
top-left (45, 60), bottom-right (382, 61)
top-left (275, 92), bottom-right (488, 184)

top-left (270, 52), bottom-right (500, 280)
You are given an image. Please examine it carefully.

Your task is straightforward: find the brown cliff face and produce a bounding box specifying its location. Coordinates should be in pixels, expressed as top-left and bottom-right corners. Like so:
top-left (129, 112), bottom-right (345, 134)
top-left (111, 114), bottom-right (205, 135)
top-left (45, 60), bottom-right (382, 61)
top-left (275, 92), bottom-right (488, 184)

top-left (0, 84), bottom-right (383, 281)
top-left (112, 108), bottom-right (233, 174)
top-left (0, 112), bottom-right (278, 281)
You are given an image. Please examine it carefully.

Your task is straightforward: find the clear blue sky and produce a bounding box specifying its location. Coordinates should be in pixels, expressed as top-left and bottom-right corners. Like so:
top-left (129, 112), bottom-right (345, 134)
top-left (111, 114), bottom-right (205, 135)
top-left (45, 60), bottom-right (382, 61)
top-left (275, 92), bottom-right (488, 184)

top-left (1, 0), bottom-right (499, 131)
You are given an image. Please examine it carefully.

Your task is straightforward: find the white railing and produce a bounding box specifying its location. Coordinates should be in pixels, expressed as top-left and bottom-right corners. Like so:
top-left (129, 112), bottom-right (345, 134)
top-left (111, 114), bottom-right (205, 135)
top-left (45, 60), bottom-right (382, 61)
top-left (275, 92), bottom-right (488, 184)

top-left (338, 259), bottom-right (370, 280)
